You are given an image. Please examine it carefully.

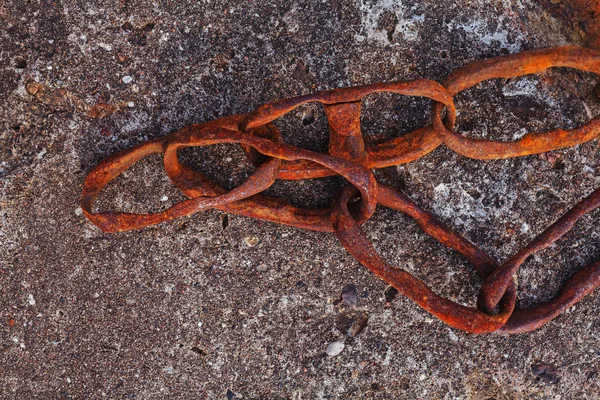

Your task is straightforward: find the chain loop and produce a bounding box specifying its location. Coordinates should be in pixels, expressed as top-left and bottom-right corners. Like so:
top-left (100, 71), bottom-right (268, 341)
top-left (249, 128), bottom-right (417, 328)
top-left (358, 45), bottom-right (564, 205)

top-left (82, 46), bottom-right (600, 334)
top-left (432, 46), bottom-right (600, 159)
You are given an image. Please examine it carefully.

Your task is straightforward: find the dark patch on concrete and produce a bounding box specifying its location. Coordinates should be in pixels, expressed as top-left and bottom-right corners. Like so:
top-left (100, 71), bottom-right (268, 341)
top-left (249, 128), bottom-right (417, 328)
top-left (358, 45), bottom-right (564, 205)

top-left (0, 69), bottom-right (19, 103)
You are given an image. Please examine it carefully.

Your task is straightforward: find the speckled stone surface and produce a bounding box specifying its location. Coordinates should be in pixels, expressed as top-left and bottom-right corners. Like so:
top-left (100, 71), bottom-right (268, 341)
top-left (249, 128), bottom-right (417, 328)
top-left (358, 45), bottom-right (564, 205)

top-left (1, 0), bottom-right (600, 398)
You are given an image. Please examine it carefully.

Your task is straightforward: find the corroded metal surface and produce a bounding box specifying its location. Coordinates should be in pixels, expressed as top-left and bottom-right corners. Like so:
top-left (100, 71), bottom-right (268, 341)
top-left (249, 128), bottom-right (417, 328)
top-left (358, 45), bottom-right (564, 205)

top-left (82, 46), bottom-right (600, 334)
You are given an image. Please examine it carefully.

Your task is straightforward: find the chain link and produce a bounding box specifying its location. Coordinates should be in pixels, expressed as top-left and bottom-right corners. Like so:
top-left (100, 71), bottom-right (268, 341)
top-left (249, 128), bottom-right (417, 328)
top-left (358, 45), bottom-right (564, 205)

top-left (81, 46), bottom-right (600, 334)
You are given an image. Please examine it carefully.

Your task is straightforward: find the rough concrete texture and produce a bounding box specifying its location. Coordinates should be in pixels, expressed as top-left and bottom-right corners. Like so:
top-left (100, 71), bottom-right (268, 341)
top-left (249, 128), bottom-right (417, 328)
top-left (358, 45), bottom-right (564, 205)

top-left (1, 0), bottom-right (600, 398)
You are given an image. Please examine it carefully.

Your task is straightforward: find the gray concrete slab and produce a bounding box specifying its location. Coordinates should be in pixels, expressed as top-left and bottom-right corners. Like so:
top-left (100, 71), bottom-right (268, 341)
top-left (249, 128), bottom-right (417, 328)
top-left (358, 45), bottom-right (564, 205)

top-left (1, 0), bottom-right (600, 398)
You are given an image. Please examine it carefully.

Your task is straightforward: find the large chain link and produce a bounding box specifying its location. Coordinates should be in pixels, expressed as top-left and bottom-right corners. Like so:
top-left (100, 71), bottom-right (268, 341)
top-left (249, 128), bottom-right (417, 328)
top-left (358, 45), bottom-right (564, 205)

top-left (81, 46), bottom-right (600, 334)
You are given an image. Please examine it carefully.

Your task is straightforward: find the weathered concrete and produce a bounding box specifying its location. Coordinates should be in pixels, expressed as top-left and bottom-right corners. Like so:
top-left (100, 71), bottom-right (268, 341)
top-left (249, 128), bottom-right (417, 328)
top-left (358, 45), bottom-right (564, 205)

top-left (1, 0), bottom-right (599, 398)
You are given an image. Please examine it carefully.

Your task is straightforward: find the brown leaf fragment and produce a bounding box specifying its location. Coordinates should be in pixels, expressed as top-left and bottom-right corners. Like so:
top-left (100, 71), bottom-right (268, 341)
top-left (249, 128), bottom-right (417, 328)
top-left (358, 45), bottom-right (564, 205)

top-left (87, 102), bottom-right (119, 119)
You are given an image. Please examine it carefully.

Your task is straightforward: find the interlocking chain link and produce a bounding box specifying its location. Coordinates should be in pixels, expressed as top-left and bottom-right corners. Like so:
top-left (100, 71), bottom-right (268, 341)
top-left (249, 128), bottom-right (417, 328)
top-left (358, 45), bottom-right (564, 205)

top-left (81, 46), bottom-right (600, 334)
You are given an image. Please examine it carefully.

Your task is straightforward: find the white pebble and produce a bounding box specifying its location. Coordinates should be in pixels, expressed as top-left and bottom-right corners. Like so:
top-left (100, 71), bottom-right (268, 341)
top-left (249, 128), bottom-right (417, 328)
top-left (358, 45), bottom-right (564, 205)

top-left (448, 330), bottom-right (459, 342)
top-left (256, 264), bottom-right (268, 272)
top-left (127, 101), bottom-right (135, 108)
top-left (122, 75), bottom-right (133, 84)
top-left (326, 341), bottom-right (344, 357)
top-left (75, 207), bottom-right (83, 216)
top-left (97, 43), bottom-right (112, 51)
top-left (244, 236), bottom-right (260, 247)
top-left (27, 294), bottom-right (35, 306)
top-left (160, 195), bottom-right (169, 202)
top-left (164, 283), bottom-right (175, 294)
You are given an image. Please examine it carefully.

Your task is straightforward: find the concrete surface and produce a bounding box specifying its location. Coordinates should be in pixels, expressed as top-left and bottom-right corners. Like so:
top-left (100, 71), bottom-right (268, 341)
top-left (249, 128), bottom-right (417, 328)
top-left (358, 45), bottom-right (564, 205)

top-left (1, 0), bottom-right (600, 398)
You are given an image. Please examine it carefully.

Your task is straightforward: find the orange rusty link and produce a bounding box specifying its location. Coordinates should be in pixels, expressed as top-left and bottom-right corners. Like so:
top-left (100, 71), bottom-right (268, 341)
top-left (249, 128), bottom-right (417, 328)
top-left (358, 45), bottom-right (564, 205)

top-left (432, 46), bottom-right (600, 159)
top-left (240, 79), bottom-right (455, 179)
top-left (478, 186), bottom-right (600, 314)
top-left (331, 184), bottom-right (517, 334)
top-left (82, 115), bottom-right (377, 233)
top-left (82, 46), bottom-right (600, 334)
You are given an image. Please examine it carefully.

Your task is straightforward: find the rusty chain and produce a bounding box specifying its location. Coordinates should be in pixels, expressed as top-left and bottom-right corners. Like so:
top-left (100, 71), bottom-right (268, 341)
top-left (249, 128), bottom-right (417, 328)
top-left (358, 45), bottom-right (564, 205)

top-left (82, 46), bottom-right (600, 334)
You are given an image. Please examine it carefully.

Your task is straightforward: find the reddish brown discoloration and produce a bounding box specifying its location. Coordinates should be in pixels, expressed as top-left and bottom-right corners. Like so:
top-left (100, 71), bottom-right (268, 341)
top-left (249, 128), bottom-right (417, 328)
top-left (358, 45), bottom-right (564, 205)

top-left (82, 47), bottom-right (600, 334)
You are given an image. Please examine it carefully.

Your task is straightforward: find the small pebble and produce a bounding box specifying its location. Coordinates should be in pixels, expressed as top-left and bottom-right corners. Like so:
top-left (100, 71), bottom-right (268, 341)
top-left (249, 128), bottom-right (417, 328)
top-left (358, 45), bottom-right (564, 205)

top-left (448, 330), bottom-right (459, 342)
top-left (74, 207), bottom-right (83, 216)
top-left (341, 283), bottom-right (358, 307)
top-left (347, 313), bottom-right (368, 337)
top-left (127, 101), bottom-right (135, 108)
top-left (256, 264), bottom-right (268, 272)
top-left (326, 341), bottom-right (344, 357)
top-left (160, 195), bottom-right (169, 202)
top-left (531, 363), bottom-right (560, 384)
top-left (27, 294), bottom-right (35, 306)
top-left (244, 236), bottom-right (260, 247)
top-left (97, 43), bottom-right (112, 51)
top-left (122, 75), bottom-right (133, 84)
top-left (164, 283), bottom-right (175, 294)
